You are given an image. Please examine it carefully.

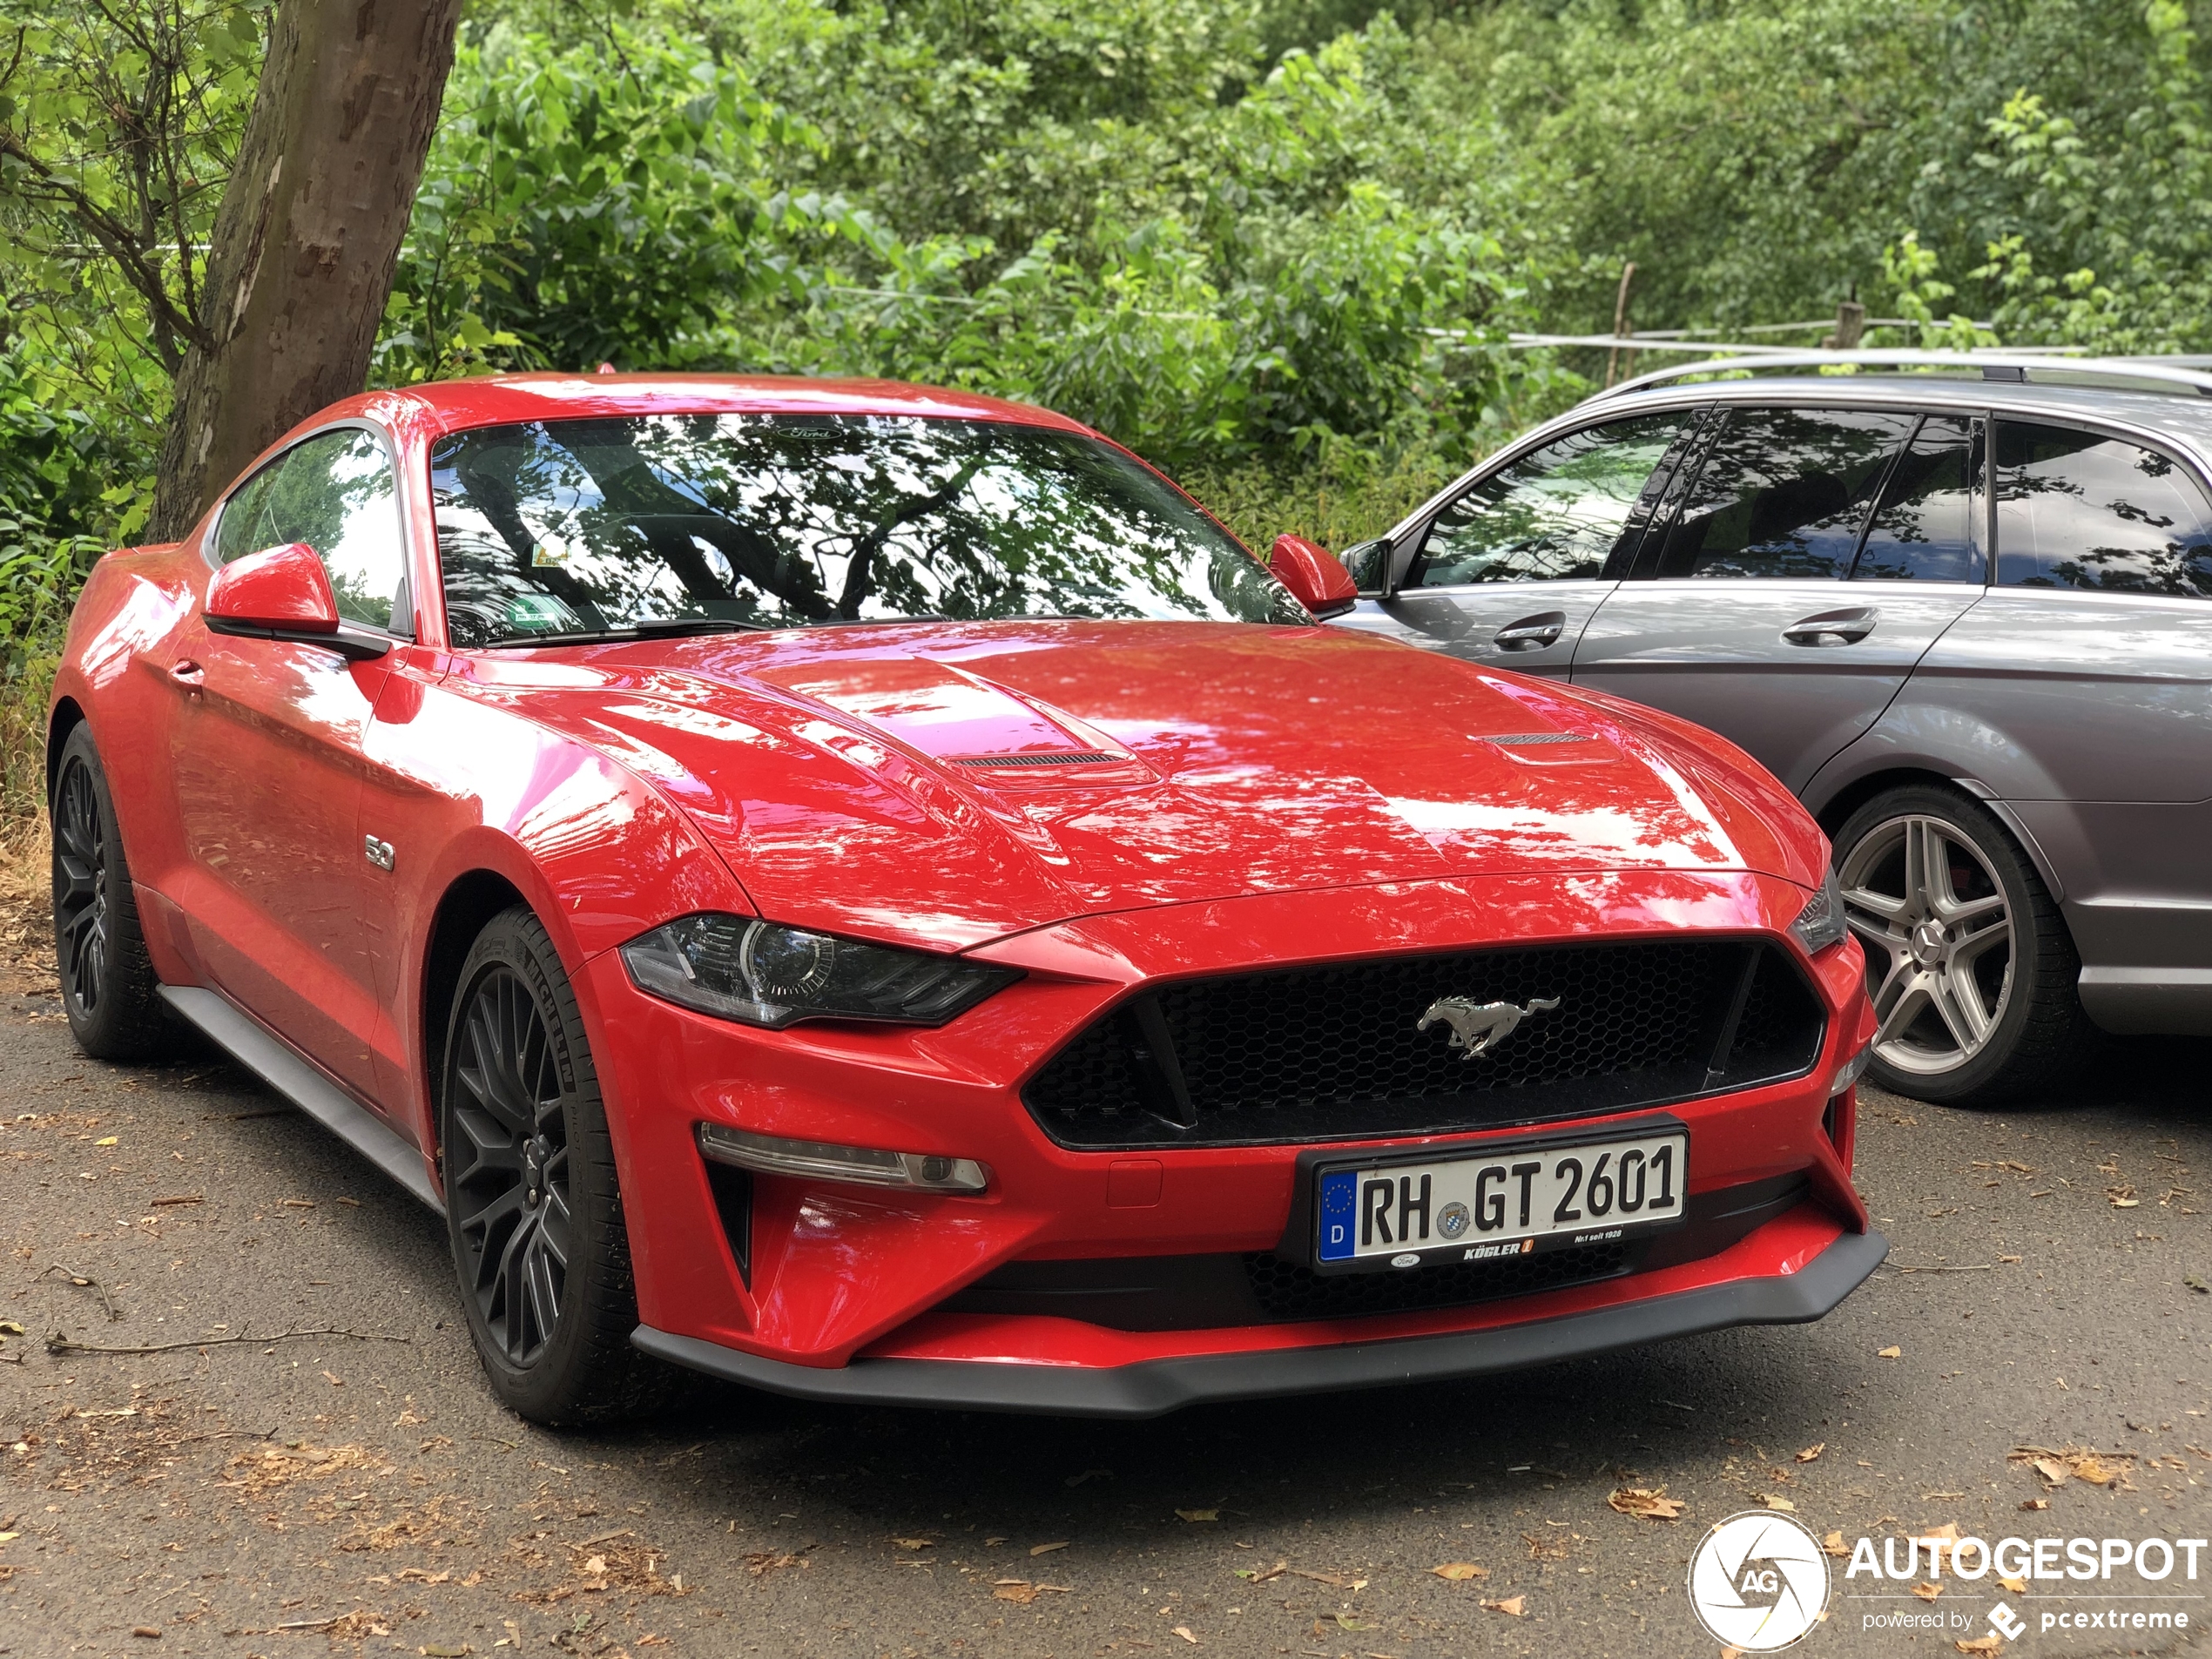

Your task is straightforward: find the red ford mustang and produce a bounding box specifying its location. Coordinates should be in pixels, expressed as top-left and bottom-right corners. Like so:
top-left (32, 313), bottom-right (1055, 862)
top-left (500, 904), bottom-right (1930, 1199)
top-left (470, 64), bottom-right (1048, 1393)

top-left (48, 374), bottom-right (1882, 1421)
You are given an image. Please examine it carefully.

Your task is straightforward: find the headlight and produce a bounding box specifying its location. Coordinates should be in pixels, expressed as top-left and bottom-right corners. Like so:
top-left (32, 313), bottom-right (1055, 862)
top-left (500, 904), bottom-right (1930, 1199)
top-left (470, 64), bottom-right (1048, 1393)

top-left (1790, 867), bottom-right (1848, 956)
top-left (619, 914), bottom-right (1019, 1028)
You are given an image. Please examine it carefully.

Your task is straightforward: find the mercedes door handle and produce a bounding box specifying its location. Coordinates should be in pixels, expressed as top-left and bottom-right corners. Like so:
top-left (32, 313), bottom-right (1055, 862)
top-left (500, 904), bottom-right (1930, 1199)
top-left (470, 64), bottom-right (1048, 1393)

top-left (1781, 607), bottom-right (1876, 646)
top-left (1494, 611), bottom-right (1567, 651)
top-left (170, 659), bottom-right (205, 690)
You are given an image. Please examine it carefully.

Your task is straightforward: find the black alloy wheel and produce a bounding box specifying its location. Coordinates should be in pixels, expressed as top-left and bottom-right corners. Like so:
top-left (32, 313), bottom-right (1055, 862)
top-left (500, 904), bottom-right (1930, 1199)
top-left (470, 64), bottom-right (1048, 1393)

top-left (448, 961), bottom-right (576, 1367)
top-left (50, 724), bottom-right (173, 1061)
top-left (53, 752), bottom-right (112, 1018)
top-left (440, 906), bottom-right (670, 1423)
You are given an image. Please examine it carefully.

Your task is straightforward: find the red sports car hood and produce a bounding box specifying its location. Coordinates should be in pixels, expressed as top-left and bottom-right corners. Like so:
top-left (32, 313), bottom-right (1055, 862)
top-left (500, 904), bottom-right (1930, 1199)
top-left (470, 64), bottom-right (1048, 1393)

top-left (474, 621), bottom-right (1826, 951)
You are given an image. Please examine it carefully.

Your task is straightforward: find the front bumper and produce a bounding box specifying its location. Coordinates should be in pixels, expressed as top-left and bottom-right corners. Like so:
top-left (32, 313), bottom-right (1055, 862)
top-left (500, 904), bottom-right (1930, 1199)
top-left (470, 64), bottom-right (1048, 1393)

top-left (581, 869), bottom-right (1877, 1379)
top-left (633, 1220), bottom-right (1887, 1417)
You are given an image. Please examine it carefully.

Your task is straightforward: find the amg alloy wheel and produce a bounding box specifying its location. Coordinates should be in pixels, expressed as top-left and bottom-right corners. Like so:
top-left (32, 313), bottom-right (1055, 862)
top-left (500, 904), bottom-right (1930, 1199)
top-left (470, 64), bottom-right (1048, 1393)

top-left (51, 725), bottom-right (174, 1061)
top-left (1840, 812), bottom-right (2014, 1077)
top-left (1831, 785), bottom-right (2091, 1106)
top-left (441, 906), bottom-right (669, 1424)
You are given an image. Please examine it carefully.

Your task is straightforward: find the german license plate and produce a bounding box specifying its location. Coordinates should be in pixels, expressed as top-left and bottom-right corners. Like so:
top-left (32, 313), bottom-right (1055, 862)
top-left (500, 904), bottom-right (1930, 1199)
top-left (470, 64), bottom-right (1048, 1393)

top-left (1313, 1127), bottom-right (1689, 1269)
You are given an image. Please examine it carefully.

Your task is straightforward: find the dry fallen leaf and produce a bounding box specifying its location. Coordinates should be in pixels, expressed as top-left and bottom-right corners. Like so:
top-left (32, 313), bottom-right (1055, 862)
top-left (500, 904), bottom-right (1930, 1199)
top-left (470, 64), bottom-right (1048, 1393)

top-left (2020, 1499), bottom-right (2050, 1512)
top-left (891, 1538), bottom-right (932, 1551)
top-left (1796, 1443), bottom-right (1824, 1463)
top-left (1431, 1562), bottom-right (1488, 1581)
top-left (1029, 1541), bottom-right (1069, 1556)
top-left (1759, 1494), bottom-right (1797, 1513)
top-left (95, 1136), bottom-right (118, 1147)
top-left (1174, 1508), bottom-right (1219, 1523)
top-left (2031, 1457), bottom-right (2069, 1487)
top-left (1607, 1486), bottom-right (1686, 1521)
top-left (1912, 1581), bottom-right (1942, 1602)
top-left (1480, 1595), bottom-right (1527, 1617)
top-left (992, 1581), bottom-right (1038, 1605)
top-left (2069, 1456), bottom-right (2115, 1486)
top-left (1954, 1637), bottom-right (2003, 1656)
top-left (1822, 1531), bottom-right (1847, 1558)
top-left (1171, 1627), bottom-right (1198, 1645)
top-left (2000, 1575), bottom-right (2027, 1594)
top-left (1878, 1345), bottom-right (1902, 1359)
top-left (583, 1554), bottom-right (608, 1576)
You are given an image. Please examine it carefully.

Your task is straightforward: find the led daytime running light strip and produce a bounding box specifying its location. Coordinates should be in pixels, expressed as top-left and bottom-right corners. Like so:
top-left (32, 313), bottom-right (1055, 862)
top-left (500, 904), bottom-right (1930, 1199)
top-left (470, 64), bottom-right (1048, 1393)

top-left (696, 1122), bottom-right (990, 1195)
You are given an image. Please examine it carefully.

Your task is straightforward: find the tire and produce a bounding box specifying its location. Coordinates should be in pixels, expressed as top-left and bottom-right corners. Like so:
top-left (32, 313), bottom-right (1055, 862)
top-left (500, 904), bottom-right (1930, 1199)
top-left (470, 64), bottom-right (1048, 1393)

top-left (50, 725), bottom-right (176, 1062)
top-left (440, 906), bottom-right (669, 1426)
top-left (1831, 783), bottom-right (2094, 1106)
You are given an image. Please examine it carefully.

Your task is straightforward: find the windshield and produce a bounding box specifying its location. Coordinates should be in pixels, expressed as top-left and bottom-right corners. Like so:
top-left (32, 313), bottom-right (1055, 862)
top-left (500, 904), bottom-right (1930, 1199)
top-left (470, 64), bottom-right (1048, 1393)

top-left (428, 414), bottom-right (1305, 646)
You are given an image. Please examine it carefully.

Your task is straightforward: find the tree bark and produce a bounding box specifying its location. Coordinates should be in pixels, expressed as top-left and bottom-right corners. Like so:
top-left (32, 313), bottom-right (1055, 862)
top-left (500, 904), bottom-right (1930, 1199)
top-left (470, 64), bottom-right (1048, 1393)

top-left (150, 0), bottom-right (463, 542)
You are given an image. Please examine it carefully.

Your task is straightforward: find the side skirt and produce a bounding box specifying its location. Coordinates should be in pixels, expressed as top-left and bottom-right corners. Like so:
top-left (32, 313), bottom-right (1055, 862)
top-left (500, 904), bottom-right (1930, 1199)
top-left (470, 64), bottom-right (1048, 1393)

top-left (158, 985), bottom-right (443, 1215)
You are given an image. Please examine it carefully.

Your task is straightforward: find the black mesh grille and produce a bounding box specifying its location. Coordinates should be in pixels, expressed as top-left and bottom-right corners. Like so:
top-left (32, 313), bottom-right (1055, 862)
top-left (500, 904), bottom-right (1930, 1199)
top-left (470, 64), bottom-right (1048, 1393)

top-left (1242, 1239), bottom-right (1640, 1322)
top-left (1023, 939), bottom-right (1824, 1150)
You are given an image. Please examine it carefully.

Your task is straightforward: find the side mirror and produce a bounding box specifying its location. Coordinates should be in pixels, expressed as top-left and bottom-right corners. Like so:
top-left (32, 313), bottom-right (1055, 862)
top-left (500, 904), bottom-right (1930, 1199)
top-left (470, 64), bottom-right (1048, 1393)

top-left (208, 543), bottom-right (340, 631)
top-left (206, 543), bottom-right (387, 660)
top-left (1267, 534), bottom-right (1359, 620)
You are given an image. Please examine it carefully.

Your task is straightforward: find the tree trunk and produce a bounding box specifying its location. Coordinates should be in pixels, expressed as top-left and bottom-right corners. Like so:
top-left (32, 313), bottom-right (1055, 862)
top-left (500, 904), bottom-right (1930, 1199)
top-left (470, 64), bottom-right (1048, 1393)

top-left (150, 0), bottom-right (463, 542)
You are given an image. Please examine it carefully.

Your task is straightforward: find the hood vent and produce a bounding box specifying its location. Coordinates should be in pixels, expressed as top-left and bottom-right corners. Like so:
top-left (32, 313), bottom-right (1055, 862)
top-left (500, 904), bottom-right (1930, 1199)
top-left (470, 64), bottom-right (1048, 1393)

top-left (1484, 732), bottom-right (1592, 745)
top-left (949, 752), bottom-right (1120, 768)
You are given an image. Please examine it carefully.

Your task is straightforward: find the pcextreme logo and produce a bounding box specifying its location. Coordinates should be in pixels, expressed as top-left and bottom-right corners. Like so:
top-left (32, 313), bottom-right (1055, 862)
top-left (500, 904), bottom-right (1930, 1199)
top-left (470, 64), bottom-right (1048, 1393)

top-left (1689, 1511), bottom-right (1833, 1651)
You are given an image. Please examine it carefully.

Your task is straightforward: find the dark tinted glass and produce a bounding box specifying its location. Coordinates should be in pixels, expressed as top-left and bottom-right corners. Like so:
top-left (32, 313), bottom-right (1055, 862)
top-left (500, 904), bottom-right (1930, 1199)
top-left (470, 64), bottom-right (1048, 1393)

top-left (1411, 414), bottom-right (1684, 587)
top-left (1994, 421), bottom-right (2212, 597)
top-left (1852, 415), bottom-right (1982, 583)
top-left (1662, 408), bottom-right (1916, 579)
top-left (428, 415), bottom-right (1303, 647)
top-left (212, 428), bottom-right (408, 631)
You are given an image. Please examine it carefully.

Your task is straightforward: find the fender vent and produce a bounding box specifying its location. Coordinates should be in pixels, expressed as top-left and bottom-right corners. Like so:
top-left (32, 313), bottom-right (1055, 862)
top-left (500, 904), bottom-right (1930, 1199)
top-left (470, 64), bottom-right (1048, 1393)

top-left (1483, 732), bottom-right (1593, 745)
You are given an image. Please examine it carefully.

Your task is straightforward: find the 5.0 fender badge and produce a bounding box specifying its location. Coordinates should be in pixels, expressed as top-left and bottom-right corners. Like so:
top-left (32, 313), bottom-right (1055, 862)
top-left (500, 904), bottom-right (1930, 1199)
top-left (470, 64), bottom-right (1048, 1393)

top-left (1417, 995), bottom-right (1561, 1059)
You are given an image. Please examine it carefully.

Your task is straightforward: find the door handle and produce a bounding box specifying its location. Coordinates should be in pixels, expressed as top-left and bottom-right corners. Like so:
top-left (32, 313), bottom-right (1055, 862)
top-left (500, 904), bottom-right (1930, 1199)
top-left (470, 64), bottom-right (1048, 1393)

top-left (170, 659), bottom-right (205, 689)
top-left (1781, 607), bottom-right (1876, 646)
top-left (1494, 610), bottom-right (1568, 651)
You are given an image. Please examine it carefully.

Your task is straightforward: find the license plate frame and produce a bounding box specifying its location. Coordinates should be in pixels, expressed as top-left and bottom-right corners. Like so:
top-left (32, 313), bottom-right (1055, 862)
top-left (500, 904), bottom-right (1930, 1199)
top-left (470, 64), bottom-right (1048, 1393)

top-left (1300, 1116), bottom-right (1690, 1276)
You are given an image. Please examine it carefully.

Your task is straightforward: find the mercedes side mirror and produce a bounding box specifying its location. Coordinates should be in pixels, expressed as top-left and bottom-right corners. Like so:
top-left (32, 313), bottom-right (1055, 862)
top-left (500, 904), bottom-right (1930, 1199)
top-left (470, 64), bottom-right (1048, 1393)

top-left (1267, 534), bottom-right (1359, 620)
top-left (206, 543), bottom-right (388, 660)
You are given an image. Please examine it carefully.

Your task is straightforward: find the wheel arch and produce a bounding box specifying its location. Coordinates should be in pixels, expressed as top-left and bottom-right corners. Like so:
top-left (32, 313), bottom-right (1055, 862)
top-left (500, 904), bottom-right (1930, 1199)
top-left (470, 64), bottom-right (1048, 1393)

top-left (45, 696), bottom-right (87, 802)
top-left (1807, 764), bottom-right (2069, 907)
top-left (419, 868), bottom-right (532, 1144)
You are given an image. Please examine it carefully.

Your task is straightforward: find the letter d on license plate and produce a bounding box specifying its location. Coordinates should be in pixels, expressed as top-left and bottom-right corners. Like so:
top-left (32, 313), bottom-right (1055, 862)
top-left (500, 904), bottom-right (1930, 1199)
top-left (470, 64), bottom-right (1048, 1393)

top-left (1313, 1126), bottom-right (1688, 1270)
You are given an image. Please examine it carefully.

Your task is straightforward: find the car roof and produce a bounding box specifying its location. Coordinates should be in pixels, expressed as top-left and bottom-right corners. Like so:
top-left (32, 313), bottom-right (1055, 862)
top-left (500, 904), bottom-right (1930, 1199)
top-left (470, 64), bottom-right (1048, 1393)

top-left (342, 372), bottom-right (1096, 442)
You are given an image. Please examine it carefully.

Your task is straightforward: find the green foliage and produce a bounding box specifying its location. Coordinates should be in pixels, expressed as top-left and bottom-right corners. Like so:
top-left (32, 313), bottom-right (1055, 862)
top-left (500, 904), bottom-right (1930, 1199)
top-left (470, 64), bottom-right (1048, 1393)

top-left (379, 26), bottom-right (812, 381)
top-left (10, 0), bottom-right (2212, 713)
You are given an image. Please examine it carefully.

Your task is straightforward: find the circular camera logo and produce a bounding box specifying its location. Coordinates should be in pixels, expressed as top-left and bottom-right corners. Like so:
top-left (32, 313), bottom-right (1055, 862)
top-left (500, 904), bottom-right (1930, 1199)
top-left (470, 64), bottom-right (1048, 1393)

top-left (1687, 1511), bottom-right (1831, 1651)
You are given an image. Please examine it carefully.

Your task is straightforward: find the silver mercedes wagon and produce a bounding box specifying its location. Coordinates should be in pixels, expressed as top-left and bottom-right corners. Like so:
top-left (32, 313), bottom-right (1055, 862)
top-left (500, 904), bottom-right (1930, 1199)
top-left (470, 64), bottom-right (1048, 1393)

top-left (1332, 352), bottom-right (2212, 1105)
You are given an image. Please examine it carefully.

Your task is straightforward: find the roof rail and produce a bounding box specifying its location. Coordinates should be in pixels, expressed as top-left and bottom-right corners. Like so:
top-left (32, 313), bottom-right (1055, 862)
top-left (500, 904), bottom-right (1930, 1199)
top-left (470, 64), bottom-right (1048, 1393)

top-left (1584, 349), bottom-right (2212, 403)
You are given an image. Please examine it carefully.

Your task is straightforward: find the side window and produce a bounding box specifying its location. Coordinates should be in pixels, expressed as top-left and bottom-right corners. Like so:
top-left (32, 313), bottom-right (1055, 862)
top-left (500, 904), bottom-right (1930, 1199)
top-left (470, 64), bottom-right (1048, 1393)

top-left (1994, 421), bottom-right (2212, 598)
top-left (1408, 413), bottom-right (1686, 588)
top-left (210, 428), bottom-right (409, 632)
top-left (1658, 408), bottom-right (1916, 579)
top-left (1852, 415), bottom-right (1984, 583)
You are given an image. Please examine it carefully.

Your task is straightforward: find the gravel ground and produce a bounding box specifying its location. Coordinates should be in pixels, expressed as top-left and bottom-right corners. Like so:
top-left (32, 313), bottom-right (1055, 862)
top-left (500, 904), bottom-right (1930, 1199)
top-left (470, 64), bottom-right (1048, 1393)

top-left (2, 913), bottom-right (2207, 1659)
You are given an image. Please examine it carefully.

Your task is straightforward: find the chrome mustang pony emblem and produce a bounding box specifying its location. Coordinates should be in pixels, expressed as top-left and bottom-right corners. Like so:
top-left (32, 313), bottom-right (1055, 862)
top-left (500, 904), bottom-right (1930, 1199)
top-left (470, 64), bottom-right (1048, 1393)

top-left (1417, 995), bottom-right (1561, 1059)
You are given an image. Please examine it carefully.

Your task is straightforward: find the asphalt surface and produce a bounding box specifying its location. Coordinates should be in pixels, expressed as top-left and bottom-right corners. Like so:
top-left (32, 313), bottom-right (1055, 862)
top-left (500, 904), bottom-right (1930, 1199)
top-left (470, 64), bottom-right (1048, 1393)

top-left (3, 973), bottom-right (2208, 1659)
